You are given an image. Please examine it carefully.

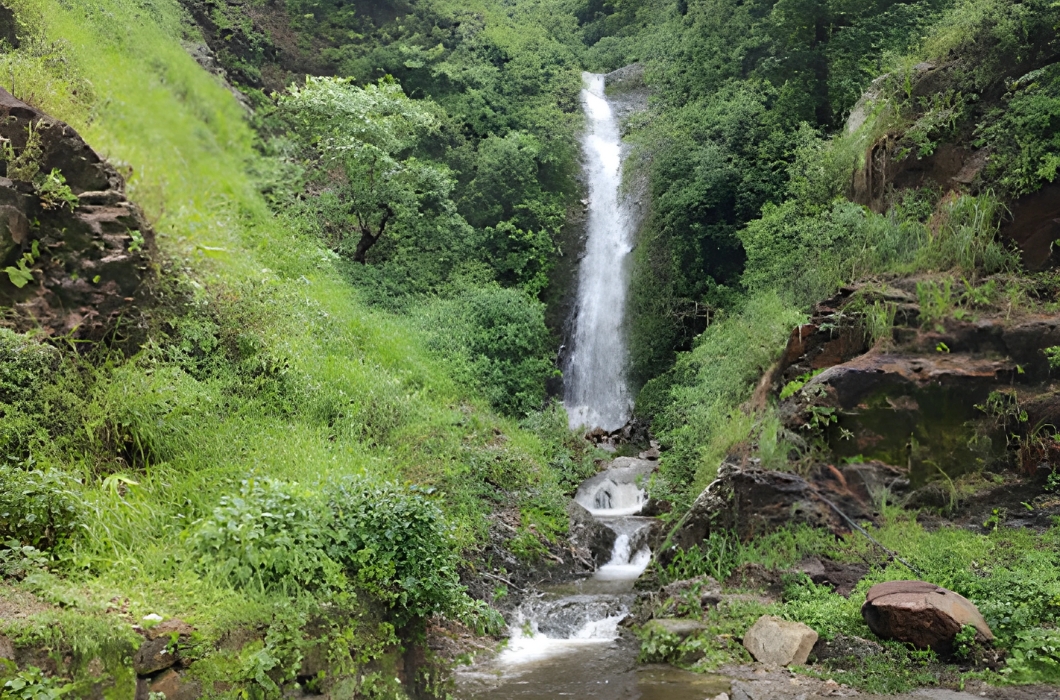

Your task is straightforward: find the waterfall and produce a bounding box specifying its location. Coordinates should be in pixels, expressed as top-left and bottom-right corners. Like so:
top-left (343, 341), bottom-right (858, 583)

top-left (564, 72), bottom-right (634, 431)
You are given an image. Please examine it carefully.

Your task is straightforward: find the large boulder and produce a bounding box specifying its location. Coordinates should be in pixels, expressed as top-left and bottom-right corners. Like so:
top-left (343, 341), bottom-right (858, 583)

top-left (742, 615), bottom-right (818, 667)
top-left (662, 462), bottom-right (884, 560)
top-left (861, 580), bottom-right (994, 654)
top-left (0, 87), bottom-right (156, 343)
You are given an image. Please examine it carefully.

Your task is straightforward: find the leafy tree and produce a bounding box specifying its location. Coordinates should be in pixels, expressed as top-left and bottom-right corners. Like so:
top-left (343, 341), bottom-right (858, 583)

top-left (279, 76), bottom-right (461, 263)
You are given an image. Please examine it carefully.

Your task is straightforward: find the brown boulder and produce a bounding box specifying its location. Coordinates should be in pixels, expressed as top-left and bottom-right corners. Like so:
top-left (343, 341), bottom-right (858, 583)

top-left (861, 580), bottom-right (993, 653)
top-left (137, 669), bottom-right (200, 700)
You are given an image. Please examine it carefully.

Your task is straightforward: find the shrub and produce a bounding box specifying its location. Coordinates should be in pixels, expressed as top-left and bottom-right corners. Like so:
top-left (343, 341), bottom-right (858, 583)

top-left (190, 478), bottom-right (344, 593)
top-left (978, 63), bottom-right (1060, 196)
top-left (0, 330), bottom-right (82, 459)
top-left (192, 476), bottom-right (496, 629)
top-left (416, 284), bottom-right (556, 416)
top-left (0, 462), bottom-right (84, 550)
top-left (326, 478), bottom-right (466, 624)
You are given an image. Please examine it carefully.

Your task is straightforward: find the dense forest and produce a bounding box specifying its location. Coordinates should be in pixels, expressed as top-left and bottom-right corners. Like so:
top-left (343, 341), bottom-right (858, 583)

top-left (1, 0), bottom-right (1060, 695)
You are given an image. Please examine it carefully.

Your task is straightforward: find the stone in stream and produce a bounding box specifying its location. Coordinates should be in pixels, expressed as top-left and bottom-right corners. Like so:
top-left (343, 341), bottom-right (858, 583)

top-left (567, 500), bottom-right (617, 565)
top-left (861, 580), bottom-right (994, 653)
top-left (742, 615), bottom-right (818, 667)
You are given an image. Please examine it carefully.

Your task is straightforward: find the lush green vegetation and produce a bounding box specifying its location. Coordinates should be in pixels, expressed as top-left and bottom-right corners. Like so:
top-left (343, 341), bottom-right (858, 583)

top-left (646, 513), bottom-right (1060, 689)
top-left (0, 0), bottom-right (597, 694)
top-left (2, 0), bottom-right (1060, 692)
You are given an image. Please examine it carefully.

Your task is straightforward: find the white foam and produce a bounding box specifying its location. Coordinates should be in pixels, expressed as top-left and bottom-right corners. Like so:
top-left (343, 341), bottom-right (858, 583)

top-left (498, 614), bottom-right (622, 665)
top-left (576, 479), bottom-right (646, 516)
top-left (564, 72), bottom-right (635, 432)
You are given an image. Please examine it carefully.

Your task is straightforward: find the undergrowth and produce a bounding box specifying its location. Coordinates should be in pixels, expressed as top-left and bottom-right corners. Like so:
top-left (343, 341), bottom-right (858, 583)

top-left (645, 516), bottom-right (1060, 689)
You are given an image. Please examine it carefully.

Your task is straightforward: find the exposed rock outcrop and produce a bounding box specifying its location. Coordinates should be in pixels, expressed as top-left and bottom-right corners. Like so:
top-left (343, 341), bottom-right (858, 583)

top-left (662, 460), bottom-right (902, 559)
top-left (0, 88), bottom-right (156, 343)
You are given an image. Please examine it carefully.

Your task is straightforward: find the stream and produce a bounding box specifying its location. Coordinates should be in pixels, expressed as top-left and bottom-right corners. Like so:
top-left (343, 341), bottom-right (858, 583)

top-left (456, 462), bottom-right (728, 699)
top-left (453, 71), bottom-right (723, 700)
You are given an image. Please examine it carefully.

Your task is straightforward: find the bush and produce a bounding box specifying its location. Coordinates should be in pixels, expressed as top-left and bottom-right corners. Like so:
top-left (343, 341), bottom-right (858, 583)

top-left (0, 331), bottom-right (82, 459)
top-left (0, 462), bottom-right (84, 550)
top-left (416, 284), bottom-right (556, 416)
top-left (327, 478), bottom-right (465, 624)
top-left (190, 478), bottom-right (344, 592)
top-left (978, 63), bottom-right (1060, 196)
top-left (192, 476), bottom-right (491, 628)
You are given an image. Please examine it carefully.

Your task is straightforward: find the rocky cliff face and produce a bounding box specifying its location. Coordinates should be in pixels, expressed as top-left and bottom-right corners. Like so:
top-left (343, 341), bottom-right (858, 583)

top-left (0, 88), bottom-right (156, 343)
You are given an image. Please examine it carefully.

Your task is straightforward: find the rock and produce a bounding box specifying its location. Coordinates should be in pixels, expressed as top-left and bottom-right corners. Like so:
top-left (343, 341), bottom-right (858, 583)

top-left (0, 87), bottom-right (156, 343)
top-left (724, 563), bottom-right (783, 597)
top-left (642, 618), bottom-right (706, 639)
top-left (0, 634), bottom-right (12, 660)
top-left (134, 618), bottom-right (195, 676)
top-left (140, 669), bottom-right (200, 700)
top-left (663, 464), bottom-right (864, 558)
top-left (741, 615), bottom-right (818, 667)
top-left (133, 636), bottom-right (175, 675)
top-left (641, 496), bottom-right (671, 516)
top-left (811, 633), bottom-right (883, 661)
top-left (794, 557), bottom-right (869, 597)
top-left (861, 580), bottom-right (994, 653)
top-left (567, 500), bottom-right (616, 565)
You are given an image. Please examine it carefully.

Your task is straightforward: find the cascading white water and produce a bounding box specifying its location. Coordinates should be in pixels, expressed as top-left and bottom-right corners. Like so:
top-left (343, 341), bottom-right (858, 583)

top-left (564, 72), bottom-right (634, 431)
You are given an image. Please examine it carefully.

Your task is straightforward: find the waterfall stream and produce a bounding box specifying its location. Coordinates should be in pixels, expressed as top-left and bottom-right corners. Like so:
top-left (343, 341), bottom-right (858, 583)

top-left (564, 72), bottom-right (635, 431)
top-left (453, 71), bottom-right (726, 700)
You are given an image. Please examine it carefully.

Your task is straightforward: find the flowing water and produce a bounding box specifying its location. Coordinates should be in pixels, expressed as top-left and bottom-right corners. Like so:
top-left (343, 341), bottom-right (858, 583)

top-left (453, 73), bottom-right (710, 700)
top-left (564, 72), bottom-right (635, 432)
top-left (455, 461), bottom-right (731, 699)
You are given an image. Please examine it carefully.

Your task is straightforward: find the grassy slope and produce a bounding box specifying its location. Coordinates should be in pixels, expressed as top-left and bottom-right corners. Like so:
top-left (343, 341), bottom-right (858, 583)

top-left (0, 0), bottom-right (573, 685)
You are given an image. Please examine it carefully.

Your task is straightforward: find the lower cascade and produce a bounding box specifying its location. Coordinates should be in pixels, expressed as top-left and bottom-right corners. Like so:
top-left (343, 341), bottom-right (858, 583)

top-left (457, 458), bottom-right (665, 698)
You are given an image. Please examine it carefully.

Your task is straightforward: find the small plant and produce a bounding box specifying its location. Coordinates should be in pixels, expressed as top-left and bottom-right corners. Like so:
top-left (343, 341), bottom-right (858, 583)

top-left (0, 462), bottom-right (84, 549)
top-left (862, 300), bottom-right (897, 346)
top-left (917, 279), bottom-right (954, 332)
top-left (35, 169), bottom-right (78, 211)
top-left (0, 667), bottom-right (73, 700)
top-left (1, 122), bottom-right (44, 183)
top-left (780, 369), bottom-right (824, 400)
top-left (1045, 346), bottom-right (1060, 370)
top-left (806, 405), bottom-right (838, 430)
top-left (0, 540), bottom-right (48, 580)
top-left (4, 240), bottom-right (39, 289)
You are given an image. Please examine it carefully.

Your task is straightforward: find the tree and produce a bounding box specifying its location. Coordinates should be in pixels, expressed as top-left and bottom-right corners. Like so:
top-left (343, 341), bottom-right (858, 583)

top-left (279, 76), bottom-right (457, 263)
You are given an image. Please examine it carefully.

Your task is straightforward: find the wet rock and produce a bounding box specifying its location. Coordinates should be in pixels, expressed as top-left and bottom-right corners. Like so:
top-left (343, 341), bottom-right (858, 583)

top-left (810, 633), bottom-right (884, 661)
top-left (742, 615), bottom-right (818, 666)
top-left (574, 457), bottom-right (655, 514)
top-left (0, 87), bottom-right (156, 343)
top-left (861, 580), bottom-right (994, 653)
top-left (641, 497), bottom-right (671, 516)
top-left (642, 618), bottom-right (706, 639)
top-left (529, 595), bottom-right (628, 638)
top-left (567, 501), bottom-right (616, 565)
